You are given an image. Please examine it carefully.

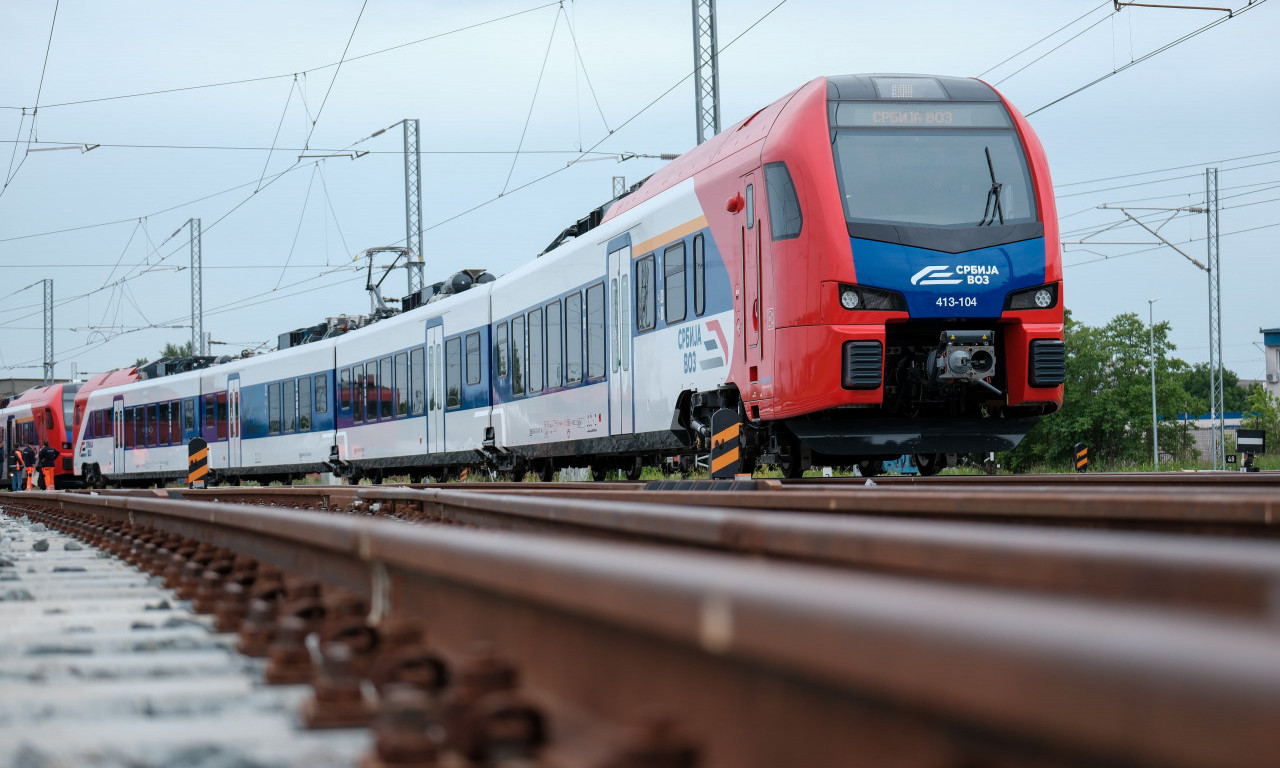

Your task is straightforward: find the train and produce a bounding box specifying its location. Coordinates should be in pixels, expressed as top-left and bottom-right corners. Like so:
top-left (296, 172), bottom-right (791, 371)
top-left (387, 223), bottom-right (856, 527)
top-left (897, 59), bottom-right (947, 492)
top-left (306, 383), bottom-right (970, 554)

top-left (3, 73), bottom-right (1064, 488)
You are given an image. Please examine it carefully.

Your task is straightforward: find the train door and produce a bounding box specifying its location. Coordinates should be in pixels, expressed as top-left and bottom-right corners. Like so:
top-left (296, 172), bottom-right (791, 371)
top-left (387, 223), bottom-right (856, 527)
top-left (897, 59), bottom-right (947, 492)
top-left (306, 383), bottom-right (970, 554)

top-left (739, 169), bottom-right (774, 396)
top-left (227, 376), bottom-right (242, 467)
top-left (112, 397), bottom-right (124, 472)
top-left (426, 324), bottom-right (445, 453)
top-left (608, 244), bottom-right (633, 435)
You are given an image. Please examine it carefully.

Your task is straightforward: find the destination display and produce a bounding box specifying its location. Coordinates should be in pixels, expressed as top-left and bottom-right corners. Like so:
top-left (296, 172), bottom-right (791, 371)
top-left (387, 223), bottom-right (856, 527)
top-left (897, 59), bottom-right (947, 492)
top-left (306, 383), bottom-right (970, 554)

top-left (832, 101), bottom-right (1011, 129)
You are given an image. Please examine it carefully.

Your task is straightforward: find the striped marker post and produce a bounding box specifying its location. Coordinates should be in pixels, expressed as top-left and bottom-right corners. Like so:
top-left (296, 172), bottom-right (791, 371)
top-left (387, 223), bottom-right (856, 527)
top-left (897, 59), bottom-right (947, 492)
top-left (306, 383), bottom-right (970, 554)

top-left (710, 408), bottom-right (741, 479)
top-left (188, 437), bottom-right (209, 489)
top-left (1073, 442), bottom-right (1088, 473)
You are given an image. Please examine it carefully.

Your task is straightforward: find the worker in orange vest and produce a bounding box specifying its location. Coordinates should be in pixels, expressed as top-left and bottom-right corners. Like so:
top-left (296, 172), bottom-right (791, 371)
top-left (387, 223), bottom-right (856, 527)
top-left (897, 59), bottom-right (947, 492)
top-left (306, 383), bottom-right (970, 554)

top-left (21, 444), bottom-right (36, 490)
top-left (9, 446), bottom-right (23, 491)
top-left (37, 441), bottom-right (58, 491)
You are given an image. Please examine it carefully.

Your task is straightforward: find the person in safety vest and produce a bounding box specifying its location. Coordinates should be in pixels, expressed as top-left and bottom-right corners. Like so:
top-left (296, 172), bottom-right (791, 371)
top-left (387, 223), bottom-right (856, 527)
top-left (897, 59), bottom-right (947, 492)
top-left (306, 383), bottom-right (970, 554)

top-left (37, 441), bottom-right (58, 491)
top-left (8, 446), bottom-right (23, 492)
top-left (21, 444), bottom-right (36, 490)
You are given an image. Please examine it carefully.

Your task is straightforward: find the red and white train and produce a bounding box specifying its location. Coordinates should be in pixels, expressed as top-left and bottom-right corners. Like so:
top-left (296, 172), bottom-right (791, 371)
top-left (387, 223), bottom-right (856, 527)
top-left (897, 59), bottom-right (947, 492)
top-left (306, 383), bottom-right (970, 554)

top-left (6, 73), bottom-right (1064, 487)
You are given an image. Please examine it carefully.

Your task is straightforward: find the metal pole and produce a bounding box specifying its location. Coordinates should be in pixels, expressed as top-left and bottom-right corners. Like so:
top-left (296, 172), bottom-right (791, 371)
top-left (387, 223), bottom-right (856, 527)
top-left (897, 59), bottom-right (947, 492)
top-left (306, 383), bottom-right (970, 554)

top-left (190, 218), bottom-right (203, 356)
top-left (42, 279), bottom-right (53, 386)
top-left (402, 118), bottom-right (423, 297)
top-left (1205, 168), bottom-right (1224, 469)
top-left (1149, 297), bottom-right (1160, 471)
top-left (692, 0), bottom-right (721, 145)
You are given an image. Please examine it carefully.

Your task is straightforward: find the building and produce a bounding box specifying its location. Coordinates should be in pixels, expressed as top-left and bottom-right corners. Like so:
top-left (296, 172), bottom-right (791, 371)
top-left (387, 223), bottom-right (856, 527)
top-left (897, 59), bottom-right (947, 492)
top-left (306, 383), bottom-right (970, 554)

top-left (0, 377), bottom-right (51, 407)
top-left (1262, 327), bottom-right (1280, 398)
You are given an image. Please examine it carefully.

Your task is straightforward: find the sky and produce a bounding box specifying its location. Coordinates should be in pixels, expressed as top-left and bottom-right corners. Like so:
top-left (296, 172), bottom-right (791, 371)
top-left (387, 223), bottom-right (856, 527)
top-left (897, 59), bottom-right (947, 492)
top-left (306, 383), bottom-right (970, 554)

top-left (0, 0), bottom-right (1276, 382)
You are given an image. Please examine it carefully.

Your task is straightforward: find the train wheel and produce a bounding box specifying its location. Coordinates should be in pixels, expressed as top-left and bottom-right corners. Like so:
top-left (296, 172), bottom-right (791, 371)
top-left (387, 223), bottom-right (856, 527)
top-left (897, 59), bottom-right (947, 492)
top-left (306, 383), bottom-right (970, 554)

top-left (539, 461), bottom-right (556, 483)
top-left (914, 454), bottom-right (944, 477)
top-left (857, 460), bottom-right (884, 478)
top-left (589, 464), bottom-right (607, 482)
top-left (624, 457), bottom-right (643, 482)
top-left (779, 440), bottom-right (808, 479)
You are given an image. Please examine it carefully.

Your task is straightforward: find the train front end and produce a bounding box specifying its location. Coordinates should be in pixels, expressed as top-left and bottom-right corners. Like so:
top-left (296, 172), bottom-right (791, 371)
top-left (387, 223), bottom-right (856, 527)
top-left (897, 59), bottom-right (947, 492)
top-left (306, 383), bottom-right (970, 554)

top-left (764, 74), bottom-right (1063, 467)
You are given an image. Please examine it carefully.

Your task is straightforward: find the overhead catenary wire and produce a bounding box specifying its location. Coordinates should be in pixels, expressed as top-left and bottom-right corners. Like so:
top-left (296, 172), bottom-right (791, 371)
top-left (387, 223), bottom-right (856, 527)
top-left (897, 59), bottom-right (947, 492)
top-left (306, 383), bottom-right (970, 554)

top-left (977, 0), bottom-right (1112, 79)
top-left (1, 0), bottom-right (60, 201)
top-left (502, 7), bottom-right (564, 195)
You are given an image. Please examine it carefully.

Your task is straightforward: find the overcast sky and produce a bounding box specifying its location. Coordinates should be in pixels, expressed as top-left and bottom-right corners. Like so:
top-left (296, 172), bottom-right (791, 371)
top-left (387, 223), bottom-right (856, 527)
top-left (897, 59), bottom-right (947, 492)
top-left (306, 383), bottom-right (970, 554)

top-left (0, 0), bottom-right (1275, 382)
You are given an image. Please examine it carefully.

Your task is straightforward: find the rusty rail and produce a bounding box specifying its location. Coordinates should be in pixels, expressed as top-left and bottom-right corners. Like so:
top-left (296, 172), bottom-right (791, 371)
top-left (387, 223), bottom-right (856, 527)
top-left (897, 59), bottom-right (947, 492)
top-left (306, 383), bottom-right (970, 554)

top-left (6, 490), bottom-right (1280, 768)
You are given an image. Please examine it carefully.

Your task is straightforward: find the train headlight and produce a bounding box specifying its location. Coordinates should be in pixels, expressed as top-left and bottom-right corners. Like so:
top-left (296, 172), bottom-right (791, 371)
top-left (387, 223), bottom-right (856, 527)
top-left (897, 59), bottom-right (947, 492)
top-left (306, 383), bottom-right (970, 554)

top-left (1005, 283), bottom-right (1058, 311)
top-left (837, 283), bottom-right (907, 312)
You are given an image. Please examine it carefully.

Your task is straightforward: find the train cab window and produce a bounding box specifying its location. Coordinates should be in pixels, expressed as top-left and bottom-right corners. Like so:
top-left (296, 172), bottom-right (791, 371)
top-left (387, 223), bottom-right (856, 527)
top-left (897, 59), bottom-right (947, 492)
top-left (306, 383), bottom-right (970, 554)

top-left (586, 282), bottom-right (605, 380)
top-left (352, 364), bottom-right (365, 423)
top-left (299, 377), bottom-right (313, 430)
top-left (314, 375), bottom-right (328, 414)
top-left (395, 352), bottom-right (409, 417)
top-left (410, 348), bottom-right (425, 415)
top-left (339, 369), bottom-right (351, 411)
top-left (216, 393), bottom-right (228, 440)
top-left (445, 337), bottom-right (462, 409)
top-left (184, 399), bottom-right (195, 432)
top-left (745, 184), bottom-right (754, 227)
top-left (124, 409), bottom-right (135, 448)
top-left (664, 243), bottom-right (687, 324)
top-left (545, 302), bottom-right (562, 389)
top-left (528, 309), bottom-right (544, 393)
top-left (283, 380), bottom-right (297, 433)
top-left (465, 333), bottom-right (481, 386)
top-left (379, 357), bottom-right (394, 420)
top-left (204, 395), bottom-right (216, 429)
top-left (511, 316), bottom-right (526, 396)
top-left (495, 323), bottom-right (508, 380)
top-left (693, 235), bottom-right (706, 316)
top-left (636, 255), bottom-right (656, 332)
top-left (565, 292), bottom-right (583, 384)
top-left (268, 383), bottom-right (281, 434)
top-left (765, 162), bottom-right (803, 240)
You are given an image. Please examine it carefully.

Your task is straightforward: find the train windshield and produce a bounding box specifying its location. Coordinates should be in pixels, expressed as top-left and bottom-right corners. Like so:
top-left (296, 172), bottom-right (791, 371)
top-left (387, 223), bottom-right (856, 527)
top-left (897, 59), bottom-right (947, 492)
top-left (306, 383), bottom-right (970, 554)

top-left (830, 101), bottom-right (1036, 229)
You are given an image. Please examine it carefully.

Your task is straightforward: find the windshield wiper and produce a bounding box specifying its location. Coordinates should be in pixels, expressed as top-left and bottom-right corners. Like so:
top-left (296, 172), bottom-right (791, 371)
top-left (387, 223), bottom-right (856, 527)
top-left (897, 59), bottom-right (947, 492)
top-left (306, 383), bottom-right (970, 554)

top-left (979, 146), bottom-right (1004, 227)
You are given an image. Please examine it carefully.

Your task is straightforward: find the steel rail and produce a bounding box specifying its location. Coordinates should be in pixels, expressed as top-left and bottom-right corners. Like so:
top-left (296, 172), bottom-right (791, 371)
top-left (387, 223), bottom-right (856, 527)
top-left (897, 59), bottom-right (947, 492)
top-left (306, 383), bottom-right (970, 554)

top-left (7, 491), bottom-right (1280, 768)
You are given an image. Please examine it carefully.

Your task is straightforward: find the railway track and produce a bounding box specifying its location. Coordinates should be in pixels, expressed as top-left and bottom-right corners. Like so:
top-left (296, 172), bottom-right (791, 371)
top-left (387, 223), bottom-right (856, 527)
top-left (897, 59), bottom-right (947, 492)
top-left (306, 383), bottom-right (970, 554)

top-left (4, 478), bottom-right (1280, 767)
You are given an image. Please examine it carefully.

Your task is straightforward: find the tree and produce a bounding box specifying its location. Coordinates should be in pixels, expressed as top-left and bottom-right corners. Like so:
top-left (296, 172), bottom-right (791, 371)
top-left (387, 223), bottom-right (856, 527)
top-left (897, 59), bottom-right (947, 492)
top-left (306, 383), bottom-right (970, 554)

top-left (136, 340), bottom-right (194, 368)
top-left (1008, 311), bottom-right (1198, 470)
top-left (1175, 362), bottom-right (1251, 413)
top-left (1240, 385), bottom-right (1280, 440)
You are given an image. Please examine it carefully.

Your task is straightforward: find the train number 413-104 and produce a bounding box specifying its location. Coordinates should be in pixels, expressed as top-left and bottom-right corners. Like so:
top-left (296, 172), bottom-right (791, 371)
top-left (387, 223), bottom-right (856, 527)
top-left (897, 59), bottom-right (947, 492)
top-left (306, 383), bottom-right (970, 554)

top-left (936, 296), bottom-right (977, 308)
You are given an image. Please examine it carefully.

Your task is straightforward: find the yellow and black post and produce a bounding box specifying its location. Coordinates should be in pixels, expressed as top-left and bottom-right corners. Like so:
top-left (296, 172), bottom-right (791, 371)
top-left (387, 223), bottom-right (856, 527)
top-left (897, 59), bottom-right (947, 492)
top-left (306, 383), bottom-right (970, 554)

top-left (188, 436), bottom-right (209, 489)
top-left (1073, 442), bottom-right (1089, 473)
top-left (710, 408), bottom-right (742, 479)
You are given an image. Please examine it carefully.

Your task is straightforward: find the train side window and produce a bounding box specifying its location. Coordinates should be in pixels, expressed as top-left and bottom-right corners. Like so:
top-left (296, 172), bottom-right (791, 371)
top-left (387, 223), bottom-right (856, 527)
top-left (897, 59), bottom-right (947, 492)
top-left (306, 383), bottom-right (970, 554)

top-left (157, 403), bottom-right (169, 446)
top-left (395, 352), bottom-right (409, 417)
top-left (445, 337), bottom-right (462, 409)
top-left (565, 292), bottom-right (583, 384)
top-left (205, 395), bottom-right (216, 428)
top-left (338, 369), bottom-right (351, 411)
top-left (410, 347), bottom-right (425, 415)
top-left (353, 365), bottom-right (364, 423)
top-left (379, 357), bottom-right (394, 420)
top-left (170, 402), bottom-right (182, 444)
top-left (314, 375), bottom-right (328, 414)
top-left (283, 380), bottom-right (297, 433)
top-left (664, 242), bottom-right (687, 324)
top-left (512, 316), bottom-right (526, 396)
top-left (124, 408), bottom-right (135, 448)
top-left (586, 282), bottom-right (605, 380)
top-left (465, 333), bottom-right (481, 386)
top-left (216, 393), bottom-right (228, 440)
top-left (528, 308), bottom-right (544, 393)
top-left (184, 399), bottom-right (195, 432)
top-left (636, 254), bottom-right (656, 332)
top-left (693, 234), bottom-right (706, 316)
top-left (545, 301), bottom-right (562, 389)
top-left (148, 404), bottom-right (158, 447)
top-left (495, 322), bottom-right (509, 380)
top-left (299, 377), bottom-right (313, 430)
top-left (105, 409), bottom-right (114, 438)
top-left (745, 184), bottom-right (754, 227)
top-left (268, 383), bottom-right (281, 434)
top-left (765, 162), bottom-right (803, 240)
